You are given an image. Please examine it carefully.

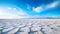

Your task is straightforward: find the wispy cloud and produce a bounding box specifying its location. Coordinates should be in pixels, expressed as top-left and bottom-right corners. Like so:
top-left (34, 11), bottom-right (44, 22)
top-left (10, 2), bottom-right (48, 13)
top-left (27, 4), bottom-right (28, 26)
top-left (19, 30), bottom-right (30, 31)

top-left (0, 6), bottom-right (29, 19)
top-left (46, 1), bottom-right (59, 9)
top-left (32, 1), bottom-right (59, 13)
top-left (32, 7), bottom-right (43, 12)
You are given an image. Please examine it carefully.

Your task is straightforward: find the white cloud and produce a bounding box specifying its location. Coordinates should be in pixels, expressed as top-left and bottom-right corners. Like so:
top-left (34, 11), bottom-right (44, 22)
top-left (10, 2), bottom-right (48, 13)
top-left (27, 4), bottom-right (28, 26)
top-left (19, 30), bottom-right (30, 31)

top-left (32, 7), bottom-right (43, 12)
top-left (46, 1), bottom-right (59, 9)
top-left (32, 1), bottom-right (59, 13)
top-left (0, 6), bottom-right (29, 19)
top-left (0, 10), bottom-right (3, 15)
top-left (8, 7), bottom-right (12, 10)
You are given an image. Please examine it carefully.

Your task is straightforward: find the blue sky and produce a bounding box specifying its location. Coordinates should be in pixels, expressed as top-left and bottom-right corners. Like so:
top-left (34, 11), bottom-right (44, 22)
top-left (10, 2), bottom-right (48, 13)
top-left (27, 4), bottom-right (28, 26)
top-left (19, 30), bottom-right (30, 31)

top-left (0, 0), bottom-right (60, 18)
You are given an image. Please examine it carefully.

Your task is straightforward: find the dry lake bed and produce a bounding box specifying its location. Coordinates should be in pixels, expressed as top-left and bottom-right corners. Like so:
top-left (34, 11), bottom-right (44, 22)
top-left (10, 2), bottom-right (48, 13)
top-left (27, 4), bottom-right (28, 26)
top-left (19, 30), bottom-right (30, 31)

top-left (0, 19), bottom-right (60, 34)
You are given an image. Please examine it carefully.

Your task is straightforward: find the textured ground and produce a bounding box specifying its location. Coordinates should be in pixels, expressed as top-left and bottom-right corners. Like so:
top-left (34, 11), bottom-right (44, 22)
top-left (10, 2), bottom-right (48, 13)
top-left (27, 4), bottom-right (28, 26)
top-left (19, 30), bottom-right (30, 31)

top-left (0, 19), bottom-right (60, 34)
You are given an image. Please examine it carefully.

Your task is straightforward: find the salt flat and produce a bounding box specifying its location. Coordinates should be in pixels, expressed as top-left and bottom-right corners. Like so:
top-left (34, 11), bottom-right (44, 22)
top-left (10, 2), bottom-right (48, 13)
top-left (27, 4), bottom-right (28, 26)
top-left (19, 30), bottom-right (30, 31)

top-left (0, 19), bottom-right (60, 34)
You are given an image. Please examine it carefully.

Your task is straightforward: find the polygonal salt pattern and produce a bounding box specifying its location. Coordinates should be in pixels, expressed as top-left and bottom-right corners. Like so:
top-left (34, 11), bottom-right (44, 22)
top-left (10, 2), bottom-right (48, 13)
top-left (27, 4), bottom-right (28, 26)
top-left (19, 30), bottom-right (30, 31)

top-left (0, 19), bottom-right (60, 34)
